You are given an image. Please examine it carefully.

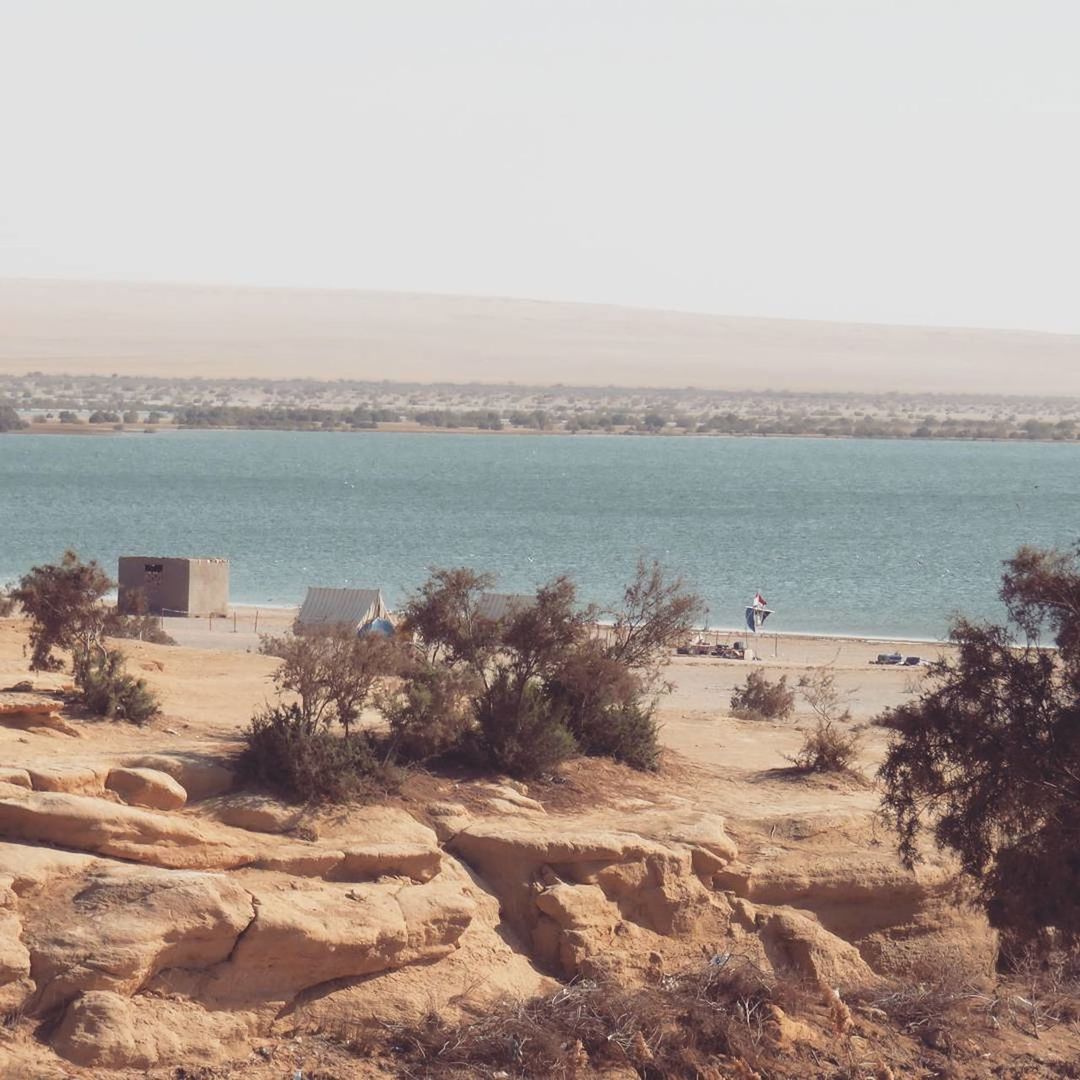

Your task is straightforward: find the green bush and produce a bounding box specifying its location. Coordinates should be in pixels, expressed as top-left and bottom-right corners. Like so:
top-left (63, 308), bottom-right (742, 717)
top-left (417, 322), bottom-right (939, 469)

top-left (544, 645), bottom-right (663, 771)
top-left (473, 673), bottom-right (577, 779)
top-left (75, 649), bottom-right (160, 724)
top-left (730, 670), bottom-right (795, 721)
top-left (573, 698), bottom-right (661, 771)
top-left (236, 703), bottom-right (396, 804)
top-left (380, 662), bottom-right (478, 761)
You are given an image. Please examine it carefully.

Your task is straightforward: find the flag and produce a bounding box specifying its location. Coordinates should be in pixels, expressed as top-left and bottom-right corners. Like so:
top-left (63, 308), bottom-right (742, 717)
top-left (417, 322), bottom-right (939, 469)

top-left (745, 594), bottom-right (773, 634)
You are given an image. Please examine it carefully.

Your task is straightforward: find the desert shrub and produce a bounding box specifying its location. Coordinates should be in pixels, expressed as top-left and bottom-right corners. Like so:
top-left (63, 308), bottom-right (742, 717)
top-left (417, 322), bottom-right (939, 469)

top-left (104, 612), bottom-right (177, 646)
top-left (380, 661), bottom-right (478, 761)
top-left (399, 566), bottom-right (500, 668)
top-left (236, 703), bottom-right (396, 804)
top-left (73, 649), bottom-right (160, 723)
top-left (546, 643), bottom-right (662, 770)
top-left (260, 626), bottom-right (402, 735)
top-left (10, 550), bottom-right (113, 671)
top-left (572, 698), bottom-right (661, 771)
top-left (790, 718), bottom-right (860, 772)
top-left (11, 552), bottom-right (162, 722)
top-left (797, 667), bottom-right (853, 724)
top-left (472, 672), bottom-right (577, 778)
top-left (386, 561), bottom-right (698, 779)
top-left (730, 670), bottom-right (795, 721)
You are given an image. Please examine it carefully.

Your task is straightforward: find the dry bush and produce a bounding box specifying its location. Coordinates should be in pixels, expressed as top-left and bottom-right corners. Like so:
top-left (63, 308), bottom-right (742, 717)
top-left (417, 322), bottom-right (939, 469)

top-left (787, 667), bottom-right (861, 772)
top-left (344, 956), bottom-right (790, 1079)
top-left (858, 973), bottom-right (977, 1033)
top-left (105, 612), bottom-right (177, 646)
top-left (260, 627), bottom-right (403, 736)
top-left (797, 668), bottom-right (854, 724)
top-left (790, 719), bottom-right (861, 773)
top-left (730, 671), bottom-right (796, 722)
top-left (997, 940), bottom-right (1080, 1033)
top-left (857, 948), bottom-right (1080, 1048)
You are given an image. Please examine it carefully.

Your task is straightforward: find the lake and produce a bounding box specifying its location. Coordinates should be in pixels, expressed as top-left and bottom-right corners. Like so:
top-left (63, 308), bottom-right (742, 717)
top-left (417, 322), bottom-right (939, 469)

top-left (0, 431), bottom-right (1073, 639)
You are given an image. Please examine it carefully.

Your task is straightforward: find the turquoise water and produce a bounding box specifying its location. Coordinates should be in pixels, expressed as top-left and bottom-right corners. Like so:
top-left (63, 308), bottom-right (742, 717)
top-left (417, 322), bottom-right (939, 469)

top-left (0, 431), bottom-right (1074, 639)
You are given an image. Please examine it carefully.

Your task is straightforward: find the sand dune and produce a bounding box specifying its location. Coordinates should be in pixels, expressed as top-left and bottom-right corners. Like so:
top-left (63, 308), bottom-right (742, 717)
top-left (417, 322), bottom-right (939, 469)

top-left (2, 277), bottom-right (1078, 394)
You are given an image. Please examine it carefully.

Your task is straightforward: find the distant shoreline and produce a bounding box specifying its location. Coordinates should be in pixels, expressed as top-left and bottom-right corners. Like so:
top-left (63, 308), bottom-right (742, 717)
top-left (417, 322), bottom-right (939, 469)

top-left (8, 422), bottom-right (1080, 447)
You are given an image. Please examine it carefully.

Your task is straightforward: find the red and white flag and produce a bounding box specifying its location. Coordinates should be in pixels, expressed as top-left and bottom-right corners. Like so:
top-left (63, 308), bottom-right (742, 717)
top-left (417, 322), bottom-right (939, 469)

top-left (753, 592), bottom-right (767, 608)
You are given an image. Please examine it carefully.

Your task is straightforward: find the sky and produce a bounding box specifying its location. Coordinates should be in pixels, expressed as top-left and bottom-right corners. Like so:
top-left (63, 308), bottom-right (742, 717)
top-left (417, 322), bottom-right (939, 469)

top-left (1, 1), bottom-right (1077, 333)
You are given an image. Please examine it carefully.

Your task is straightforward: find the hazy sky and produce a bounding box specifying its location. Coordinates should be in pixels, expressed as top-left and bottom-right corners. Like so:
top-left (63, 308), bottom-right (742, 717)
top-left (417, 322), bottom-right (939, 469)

top-left (1, 1), bottom-right (1077, 332)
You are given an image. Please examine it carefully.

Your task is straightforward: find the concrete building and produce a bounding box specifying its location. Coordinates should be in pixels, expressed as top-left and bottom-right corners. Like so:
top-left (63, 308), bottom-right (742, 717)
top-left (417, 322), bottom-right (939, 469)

top-left (117, 556), bottom-right (229, 617)
top-left (297, 587), bottom-right (389, 634)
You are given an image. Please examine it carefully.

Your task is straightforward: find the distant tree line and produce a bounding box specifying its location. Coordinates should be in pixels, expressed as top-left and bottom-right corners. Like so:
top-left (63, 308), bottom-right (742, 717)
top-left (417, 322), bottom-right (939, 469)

top-left (169, 402), bottom-right (1080, 441)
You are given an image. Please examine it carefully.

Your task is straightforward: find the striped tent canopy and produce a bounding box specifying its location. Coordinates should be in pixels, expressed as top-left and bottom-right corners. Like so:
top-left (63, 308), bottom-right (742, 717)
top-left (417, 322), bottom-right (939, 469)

top-left (297, 587), bottom-right (388, 632)
top-left (476, 592), bottom-right (534, 622)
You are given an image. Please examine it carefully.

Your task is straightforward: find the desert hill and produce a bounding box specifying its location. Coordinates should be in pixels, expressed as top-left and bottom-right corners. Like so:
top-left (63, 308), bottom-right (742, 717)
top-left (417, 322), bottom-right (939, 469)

top-left (2, 277), bottom-right (1079, 394)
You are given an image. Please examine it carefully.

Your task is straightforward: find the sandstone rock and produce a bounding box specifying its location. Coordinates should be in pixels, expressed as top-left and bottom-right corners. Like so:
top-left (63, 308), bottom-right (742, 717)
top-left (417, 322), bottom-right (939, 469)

top-left (0, 767), bottom-right (31, 789)
top-left (0, 840), bottom-right (98, 893)
top-left (857, 903), bottom-right (998, 982)
top-left (426, 800), bottom-right (473, 841)
top-left (52, 991), bottom-right (257, 1070)
top-left (28, 865), bottom-right (255, 1011)
top-left (0, 875), bottom-right (31, 1011)
top-left (53, 991), bottom-right (151, 1069)
top-left (730, 897), bottom-right (757, 930)
top-left (320, 803), bottom-right (440, 847)
top-left (288, 853), bottom-right (554, 1032)
top-left (535, 882), bottom-right (622, 974)
top-left (332, 842), bottom-right (442, 883)
top-left (106, 767), bottom-right (187, 810)
top-left (26, 765), bottom-right (105, 794)
top-left (122, 753), bottom-right (234, 801)
top-left (252, 840), bottom-right (442, 883)
top-left (216, 877), bottom-right (474, 999)
top-left (0, 790), bottom-right (258, 869)
top-left (0, 697), bottom-right (79, 737)
top-left (212, 794), bottom-right (302, 833)
top-left (759, 910), bottom-right (878, 990)
top-left (747, 851), bottom-right (995, 981)
top-left (451, 817), bottom-right (734, 975)
top-left (638, 810), bottom-right (740, 867)
top-left (477, 782), bottom-right (546, 815)
top-left (253, 846), bottom-right (346, 878)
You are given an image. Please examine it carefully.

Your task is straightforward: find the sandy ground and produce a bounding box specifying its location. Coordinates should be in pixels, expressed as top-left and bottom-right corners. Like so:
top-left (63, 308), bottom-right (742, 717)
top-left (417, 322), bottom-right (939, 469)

top-left (0, 614), bottom-right (939, 831)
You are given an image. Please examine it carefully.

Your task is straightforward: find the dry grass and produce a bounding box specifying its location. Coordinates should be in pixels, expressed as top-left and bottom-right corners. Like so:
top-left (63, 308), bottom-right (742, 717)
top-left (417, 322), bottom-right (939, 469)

top-left (334, 955), bottom-right (794, 1079)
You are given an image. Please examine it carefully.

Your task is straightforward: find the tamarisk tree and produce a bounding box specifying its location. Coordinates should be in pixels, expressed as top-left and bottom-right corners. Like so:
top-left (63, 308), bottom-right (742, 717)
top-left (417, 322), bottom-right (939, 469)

top-left (878, 544), bottom-right (1080, 943)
